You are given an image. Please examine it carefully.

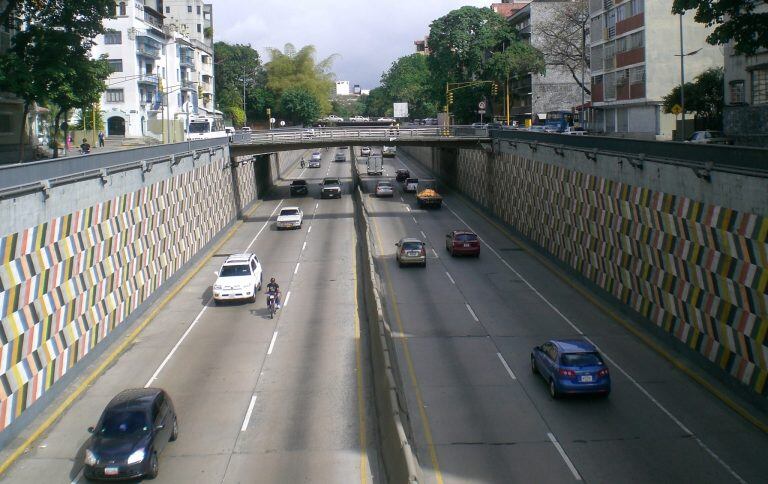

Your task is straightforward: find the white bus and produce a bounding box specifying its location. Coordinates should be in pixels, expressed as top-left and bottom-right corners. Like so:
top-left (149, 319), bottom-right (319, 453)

top-left (186, 115), bottom-right (227, 140)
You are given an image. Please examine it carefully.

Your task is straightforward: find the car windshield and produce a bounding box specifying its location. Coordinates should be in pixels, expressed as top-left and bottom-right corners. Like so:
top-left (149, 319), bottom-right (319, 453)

top-left (561, 352), bottom-right (604, 367)
top-left (219, 264), bottom-right (251, 277)
top-left (292, 180), bottom-right (306, 186)
top-left (324, 179), bottom-right (339, 185)
top-left (402, 242), bottom-right (423, 251)
top-left (406, 179), bottom-right (418, 184)
top-left (280, 209), bottom-right (300, 216)
top-left (98, 410), bottom-right (150, 437)
top-left (188, 122), bottom-right (210, 133)
top-left (455, 233), bottom-right (478, 242)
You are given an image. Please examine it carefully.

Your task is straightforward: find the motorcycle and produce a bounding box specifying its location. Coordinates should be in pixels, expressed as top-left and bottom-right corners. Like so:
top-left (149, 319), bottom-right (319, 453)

top-left (266, 291), bottom-right (279, 319)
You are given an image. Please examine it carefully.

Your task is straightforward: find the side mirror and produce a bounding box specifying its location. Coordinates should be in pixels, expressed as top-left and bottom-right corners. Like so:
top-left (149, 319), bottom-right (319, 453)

top-left (156, 424), bottom-right (165, 431)
top-left (213, 270), bottom-right (219, 277)
top-left (395, 243), bottom-right (399, 247)
top-left (87, 426), bottom-right (95, 433)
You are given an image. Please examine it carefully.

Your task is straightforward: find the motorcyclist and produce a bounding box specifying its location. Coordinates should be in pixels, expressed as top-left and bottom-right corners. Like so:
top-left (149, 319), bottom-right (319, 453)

top-left (266, 277), bottom-right (281, 309)
top-left (300, 157), bottom-right (305, 168)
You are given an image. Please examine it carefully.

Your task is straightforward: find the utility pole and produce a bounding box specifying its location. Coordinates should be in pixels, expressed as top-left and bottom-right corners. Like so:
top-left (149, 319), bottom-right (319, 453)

top-left (679, 13), bottom-right (686, 141)
top-left (242, 64), bottom-right (247, 127)
top-left (581, 22), bottom-right (586, 128)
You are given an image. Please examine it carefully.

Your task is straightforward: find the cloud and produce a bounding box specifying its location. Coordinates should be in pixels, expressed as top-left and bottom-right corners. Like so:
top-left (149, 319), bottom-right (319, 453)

top-left (213, 0), bottom-right (491, 88)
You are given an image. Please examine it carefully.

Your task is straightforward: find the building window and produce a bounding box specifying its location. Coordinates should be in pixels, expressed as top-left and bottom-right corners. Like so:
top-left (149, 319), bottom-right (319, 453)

top-left (197, 23), bottom-right (201, 33)
top-left (197, 5), bottom-right (201, 14)
top-left (630, 66), bottom-right (645, 84)
top-left (107, 59), bottom-right (123, 72)
top-left (118, 2), bottom-right (126, 16)
top-left (729, 80), bottom-right (745, 104)
top-left (187, 5), bottom-right (192, 12)
top-left (106, 89), bottom-right (124, 103)
top-left (752, 69), bottom-right (768, 104)
top-left (165, 6), bottom-right (170, 13)
top-left (104, 29), bottom-right (121, 44)
top-left (631, 0), bottom-right (644, 16)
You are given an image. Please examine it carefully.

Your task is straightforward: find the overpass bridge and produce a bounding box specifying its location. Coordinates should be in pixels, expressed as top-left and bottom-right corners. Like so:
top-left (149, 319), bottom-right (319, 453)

top-left (0, 126), bottom-right (766, 483)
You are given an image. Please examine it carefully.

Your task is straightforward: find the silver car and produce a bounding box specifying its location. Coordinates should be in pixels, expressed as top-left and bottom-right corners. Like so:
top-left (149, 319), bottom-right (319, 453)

top-left (375, 180), bottom-right (394, 197)
top-left (395, 238), bottom-right (426, 267)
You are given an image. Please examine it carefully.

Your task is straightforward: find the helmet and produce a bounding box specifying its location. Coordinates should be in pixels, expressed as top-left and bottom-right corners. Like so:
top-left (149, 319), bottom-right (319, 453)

top-left (270, 277), bottom-right (275, 283)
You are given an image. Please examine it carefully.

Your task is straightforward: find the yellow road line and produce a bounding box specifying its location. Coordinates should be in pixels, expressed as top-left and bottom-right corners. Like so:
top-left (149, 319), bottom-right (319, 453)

top-left (0, 197), bottom-right (267, 477)
top-left (369, 211), bottom-right (444, 484)
top-left (456, 194), bottom-right (768, 435)
top-left (352, 231), bottom-right (368, 484)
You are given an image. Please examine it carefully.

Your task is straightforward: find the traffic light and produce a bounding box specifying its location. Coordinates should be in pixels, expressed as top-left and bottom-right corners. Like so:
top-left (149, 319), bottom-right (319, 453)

top-left (447, 91), bottom-right (454, 104)
top-left (491, 82), bottom-right (498, 96)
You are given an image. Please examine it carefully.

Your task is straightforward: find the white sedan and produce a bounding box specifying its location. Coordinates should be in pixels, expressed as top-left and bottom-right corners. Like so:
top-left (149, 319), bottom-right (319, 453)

top-left (276, 207), bottom-right (303, 229)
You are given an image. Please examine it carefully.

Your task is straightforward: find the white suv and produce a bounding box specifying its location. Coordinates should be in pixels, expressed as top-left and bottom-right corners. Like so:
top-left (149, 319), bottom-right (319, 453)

top-left (213, 253), bottom-right (263, 304)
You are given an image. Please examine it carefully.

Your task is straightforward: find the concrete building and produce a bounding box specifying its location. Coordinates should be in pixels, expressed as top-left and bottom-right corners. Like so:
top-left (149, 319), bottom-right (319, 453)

top-left (91, 0), bottom-right (215, 141)
top-left (722, 3), bottom-right (768, 147)
top-left (588, 0), bottom-right (722, 139)
top-left (507, 0), bottom-right (586, 126)
top-left (491, 0), bottom-right (531, 19)
top-left (335, 81), bottom-right (351, 96)
top-left (414, 37), bottom-right (429, 55)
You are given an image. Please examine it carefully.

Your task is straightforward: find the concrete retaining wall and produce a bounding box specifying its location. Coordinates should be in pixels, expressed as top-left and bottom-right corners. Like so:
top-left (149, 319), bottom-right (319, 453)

top-left (0, 143), bottom-right (260, 435)
top-left (401, 144), bottom-right (768, 400)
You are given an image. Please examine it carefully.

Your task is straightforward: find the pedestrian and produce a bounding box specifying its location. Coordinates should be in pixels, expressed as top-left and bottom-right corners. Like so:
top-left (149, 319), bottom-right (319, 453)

top-left (98, 130), bottom-right (105, 147)
top-left (80, 138), bottom-right (91, 154)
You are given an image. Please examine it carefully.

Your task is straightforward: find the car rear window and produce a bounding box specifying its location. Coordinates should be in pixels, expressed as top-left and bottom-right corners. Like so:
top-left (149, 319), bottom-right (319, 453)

top-left (402, 242), bottom-right (423, 251)
top-left (378, 182), bottom-right (392, 187)
top-left (281, 209), bottom-right (300, 216)
top-left (560, 352), bottom-right (604, 367)
top-left (220, 264), bottom-right (251, 277)
top-left (99, 410), bottom-right (150, 437)
top-left (455, 233), bottom-right (478, 242)
top-left (406, 178), bottom-right (418, 184)
top-left (292, 180), bottom-right (307, 186)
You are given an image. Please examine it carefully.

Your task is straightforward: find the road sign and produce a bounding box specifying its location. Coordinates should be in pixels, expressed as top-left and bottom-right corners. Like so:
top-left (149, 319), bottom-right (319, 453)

top-left (393, 102), bottom-right (409, 118)
top-left (671, 104), bottom-right (682, 115)
top-left (269, 117), bottom-right (276, 124)
top-left (279, 120), bottom-right (285, 127)
top-left (478, 101), bottom-right (486, 110)
top-left (478, 110), bottom-right (486, 115)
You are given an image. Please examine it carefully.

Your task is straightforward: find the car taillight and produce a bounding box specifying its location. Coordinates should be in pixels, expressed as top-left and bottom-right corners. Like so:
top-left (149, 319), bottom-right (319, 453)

top-left (597, 368), bottom-right (609, 378)
top-left (559, 368), bottom-right (576, 377)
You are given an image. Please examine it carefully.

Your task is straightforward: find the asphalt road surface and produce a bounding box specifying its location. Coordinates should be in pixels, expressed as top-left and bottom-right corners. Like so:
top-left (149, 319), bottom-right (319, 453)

top-left (1, 147), bottom-right (379, 483)
top-left (358, 148), bottom-right (768, 484)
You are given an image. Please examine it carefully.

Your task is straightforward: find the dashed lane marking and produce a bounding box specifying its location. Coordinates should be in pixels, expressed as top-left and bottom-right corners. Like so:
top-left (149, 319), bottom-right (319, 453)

top-left (496, 352), bottom-right (517, 380)
top-left (240, 395), bottom-right (257, 432)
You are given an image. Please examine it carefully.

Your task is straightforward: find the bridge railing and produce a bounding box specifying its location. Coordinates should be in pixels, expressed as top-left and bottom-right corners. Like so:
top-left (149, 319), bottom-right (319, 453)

top-left (236, 125), bottom-right (487, 144)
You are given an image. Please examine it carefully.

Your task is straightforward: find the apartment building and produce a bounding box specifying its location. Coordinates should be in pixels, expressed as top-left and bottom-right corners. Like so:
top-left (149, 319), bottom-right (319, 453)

top-left (508, 0), bottom-right (585, 126)
top-left (722, 3), bottom-right (768, 147)
top-left (91, 0), bottom-right (215, 141)
top-left (587, 0), bottom-right (721, 139)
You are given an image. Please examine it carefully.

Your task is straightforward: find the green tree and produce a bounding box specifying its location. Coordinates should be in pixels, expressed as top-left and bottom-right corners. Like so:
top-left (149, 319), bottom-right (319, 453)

top-left (427, 6), bottom-right (544, 122)
top-left (265, 43), bottom-right (336, 115)
top-left (359, 88), bottom-right (391, 118)
top-left (672, 0), bottom-right (768, 55)
top-left (380, 54), bottom-right (438, 119)
top-left (213, 42), bottom-right (264, 124)
top-left (279, 87), bottom-right (321, 125)
top-left (662, 67), bottom-right (724, 130)
top-left (0, 0), bottom-right (114, 160)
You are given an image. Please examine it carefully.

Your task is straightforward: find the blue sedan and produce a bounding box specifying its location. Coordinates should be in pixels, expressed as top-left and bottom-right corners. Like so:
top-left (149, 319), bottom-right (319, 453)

top-left (531, 339), bottom-right (611, 398)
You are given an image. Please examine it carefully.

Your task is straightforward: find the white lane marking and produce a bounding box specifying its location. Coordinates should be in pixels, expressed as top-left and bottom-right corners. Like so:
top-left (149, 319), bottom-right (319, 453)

top-left (302, 241), bottom-right (307, 252)
top-left (294, 262), bottom-right (300, 275)
top-left (547, 432), bottom-right (582, 481)
top-left (445, 271), bottom-right (456, 284)
top-left (431, 248), bottom-right (438, 258)
top-left (308, 225), bottom-right (312, 233)
top-left (443, 201), bottom-right (747, 483)
top-left (283, 291), bottom-right (291, 308)
top-left (267, 331), bottom-right (278, 355)
top-left (245, 200), bottom-right (284, 252)
top-left (405, 206), bottom-right (411, 212)
top-left (496, 352), bottom-right (517, 380)
top-left (465, 303), bottom-right (479, 322)
top-left (400, 196), bottom-right (404, 202)
top-left (420, 230), bottom-right (427, 239)
top-left (412, 216), bottom-right (417, 224)
top-left (315, 202), bottom-right (319, 210)
top-left (70, 472), bottom-right (83, 484)
top-left (240, 395), bottom-right (257, 431)
top-left (145, 299), bottom-right (211, 387)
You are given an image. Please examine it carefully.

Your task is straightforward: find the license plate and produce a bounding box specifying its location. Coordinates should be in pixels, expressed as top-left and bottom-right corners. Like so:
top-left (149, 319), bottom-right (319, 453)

top-left (463, 243), bottom-right (470, 248)
top-left (580, 375), bottom-right (593, 383)
top-left (408, 251), bottom-right (420, 256)
top-left (105, 467), bottom-right (119, 476)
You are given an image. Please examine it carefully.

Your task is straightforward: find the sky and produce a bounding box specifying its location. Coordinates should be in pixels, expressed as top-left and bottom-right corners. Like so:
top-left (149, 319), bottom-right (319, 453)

top-left (213, 0), bottom-right (493, 90)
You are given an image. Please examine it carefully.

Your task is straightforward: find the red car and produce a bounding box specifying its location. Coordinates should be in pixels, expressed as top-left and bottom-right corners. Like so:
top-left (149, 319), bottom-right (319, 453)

top-left (445, 230), bottom-right (480, 257)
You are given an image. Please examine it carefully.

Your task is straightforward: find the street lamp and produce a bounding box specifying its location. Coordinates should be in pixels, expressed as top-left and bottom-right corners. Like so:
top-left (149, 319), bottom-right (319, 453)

top-left (675, 13), bottom-right (702, 141)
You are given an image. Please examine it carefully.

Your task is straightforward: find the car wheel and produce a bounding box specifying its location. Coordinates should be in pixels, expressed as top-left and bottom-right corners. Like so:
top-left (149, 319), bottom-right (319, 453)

top-left (170, 416), bottom-right (179, 441)
top-left (421, 261), bottom-right (427, 268)
top-left (249, 289), bottom-right (257, 303)
top-left (445, 243), bottom-right (449, 252)
top-left (531, 357), bottom-right (538, 374)
top-left (147, 452), bottom-right (159, 479)
top-left (258, 274), bottom-right (262, 291)
top-left (549, 379), bottom-right (559, 399)
top-left (213, 299), bottom-right (220, 306)
top-left (475, 252), bottom-right (480, 258)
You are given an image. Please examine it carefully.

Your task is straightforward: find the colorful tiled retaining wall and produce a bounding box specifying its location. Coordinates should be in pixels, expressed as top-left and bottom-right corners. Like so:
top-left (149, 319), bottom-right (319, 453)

top-left (0, 155), bottom-right (257, 431)
top-left (408, 147), bottom-right (768, 397)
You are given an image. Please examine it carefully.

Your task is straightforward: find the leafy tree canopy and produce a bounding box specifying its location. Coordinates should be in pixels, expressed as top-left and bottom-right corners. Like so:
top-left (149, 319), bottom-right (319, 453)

top-left (265, 43), bottom-right (336, 115)
top-left (380, 54), bottom-right (439, 119)
top-left (672, 0), bottom-right (768, 55)
top-left (662, 67), bottom-right (723, 128)
top-left (213, 42), bottom-right (265, 122)
top-left (359, 88), bottom-right (392, 118)
top-left (279, 86), bottom-right (321, 125)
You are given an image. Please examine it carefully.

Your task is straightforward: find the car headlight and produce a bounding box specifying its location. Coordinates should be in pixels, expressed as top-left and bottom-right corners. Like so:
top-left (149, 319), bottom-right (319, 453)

top-left (127, 448), bottom-right (145, 465)
top-left (214, 285), bottom-right (222, 291)
top-left (85, 449), bottom-right (98, 466)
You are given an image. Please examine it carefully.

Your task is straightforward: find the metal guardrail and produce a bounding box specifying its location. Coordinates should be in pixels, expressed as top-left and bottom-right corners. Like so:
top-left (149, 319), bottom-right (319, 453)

top-left (235, 125), bottom-right (488, 145)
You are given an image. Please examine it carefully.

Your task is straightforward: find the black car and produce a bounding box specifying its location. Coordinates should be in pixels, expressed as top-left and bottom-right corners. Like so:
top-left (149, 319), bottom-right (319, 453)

top-left (290, 179), bottom-right (308, 196)
top-left (395, 169), bottom-right (410, 182)
top-left (84, 388), bottom-right (178, 480)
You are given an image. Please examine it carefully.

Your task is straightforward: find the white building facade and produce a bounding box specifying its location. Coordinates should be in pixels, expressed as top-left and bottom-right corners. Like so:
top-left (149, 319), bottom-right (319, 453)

top-left (335, 81), bottom-right (350, 96)
top-left (91, 0), bottom-right (214, 141)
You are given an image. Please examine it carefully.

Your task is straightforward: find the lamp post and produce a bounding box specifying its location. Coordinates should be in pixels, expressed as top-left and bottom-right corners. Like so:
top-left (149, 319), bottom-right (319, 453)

top-left (675, 13), bottom-right (702, 141)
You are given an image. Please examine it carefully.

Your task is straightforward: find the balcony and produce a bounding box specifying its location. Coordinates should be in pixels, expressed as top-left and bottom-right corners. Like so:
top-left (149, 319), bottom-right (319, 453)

top-left (180, 55), bottom-right (195, 68)
top-left (137, 74), bottom-right (159, 86)
top-left (616, 14), bottom-right (644, 36)
top-left (617, 47), bottom-right (644, 68)
top-left (180, 80), bottom-right (197, 91)
top-left (136, 35), bottom-right (162, 59)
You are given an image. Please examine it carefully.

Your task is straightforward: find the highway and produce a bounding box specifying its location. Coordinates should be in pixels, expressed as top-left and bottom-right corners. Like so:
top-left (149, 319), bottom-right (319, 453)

top-left (1, 148), bottom-right (378, 483)
top-left (358, 149), bottom-right (768, 484)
